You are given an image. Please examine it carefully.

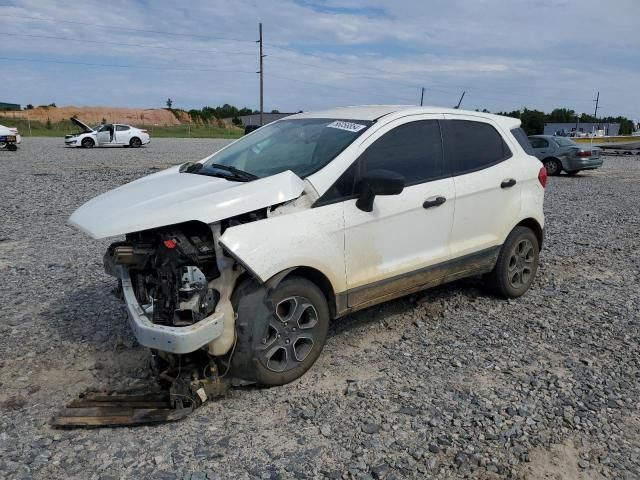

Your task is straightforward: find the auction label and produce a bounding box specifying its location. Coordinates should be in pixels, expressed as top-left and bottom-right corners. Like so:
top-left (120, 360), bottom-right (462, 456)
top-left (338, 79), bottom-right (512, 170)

top-left (327, 121), bottom-right (367, 132)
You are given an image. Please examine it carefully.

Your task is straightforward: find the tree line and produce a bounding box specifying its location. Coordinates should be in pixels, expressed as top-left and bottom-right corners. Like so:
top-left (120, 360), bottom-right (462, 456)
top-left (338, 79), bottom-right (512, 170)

top-left (492, 108), bottom-right (636, 135)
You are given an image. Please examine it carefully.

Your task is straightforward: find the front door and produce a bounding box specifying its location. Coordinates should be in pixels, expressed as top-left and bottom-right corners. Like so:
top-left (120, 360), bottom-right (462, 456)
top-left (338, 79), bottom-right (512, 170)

top-left (96, 124), bottom-right (114, 146)
top-left (343, 115), bottom-right (455, 308)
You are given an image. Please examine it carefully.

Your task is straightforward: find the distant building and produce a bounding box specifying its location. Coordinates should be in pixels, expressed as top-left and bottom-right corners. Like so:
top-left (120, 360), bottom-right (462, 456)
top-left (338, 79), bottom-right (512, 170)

top-left (0, 102), bottom-right (21, 111)
top-left (237, 112), bottom-right (296, 126)
top-left (544, 122), bottom-right (620, 137)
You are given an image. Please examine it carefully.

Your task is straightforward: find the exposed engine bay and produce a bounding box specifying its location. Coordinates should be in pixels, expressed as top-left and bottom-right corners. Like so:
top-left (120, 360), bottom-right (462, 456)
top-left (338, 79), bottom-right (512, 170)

top-left (53, 213), bottom-right (272, 428)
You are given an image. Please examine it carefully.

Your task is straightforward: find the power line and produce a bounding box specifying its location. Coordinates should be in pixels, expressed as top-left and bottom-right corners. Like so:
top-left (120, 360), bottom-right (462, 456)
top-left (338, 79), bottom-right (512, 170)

top-left (2, 13), bottom-right (255, 43)
top-left (0, 56), bottom-right (256, 74)
top-left (0, 31), bottom-right (256, 56)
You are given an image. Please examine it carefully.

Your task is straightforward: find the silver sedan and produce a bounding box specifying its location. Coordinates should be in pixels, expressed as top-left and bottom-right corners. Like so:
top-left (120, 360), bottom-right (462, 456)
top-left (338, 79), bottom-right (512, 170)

top-left (528, 135), bottom-right (603, 176)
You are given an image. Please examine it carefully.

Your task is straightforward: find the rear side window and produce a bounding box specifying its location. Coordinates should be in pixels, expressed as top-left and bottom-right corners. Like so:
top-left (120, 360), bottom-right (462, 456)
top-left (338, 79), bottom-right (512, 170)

top-left (529, 137), bottom-right (549, 149)
top-left (116, 125), bottom-right (130, 131)
top-left (359, 120), bottom-right (444, 185)
top-left (511, 128), bottom-right (535, 155)
top-left (441, 120), bottom-right (511, 175)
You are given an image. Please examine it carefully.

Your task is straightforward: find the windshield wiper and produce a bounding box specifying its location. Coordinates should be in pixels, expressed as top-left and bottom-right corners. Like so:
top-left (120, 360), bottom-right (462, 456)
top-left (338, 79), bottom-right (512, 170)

top-left (206, 163), bottom-right (258, 182)
top-left (179, 162), bottom-right (257, 182)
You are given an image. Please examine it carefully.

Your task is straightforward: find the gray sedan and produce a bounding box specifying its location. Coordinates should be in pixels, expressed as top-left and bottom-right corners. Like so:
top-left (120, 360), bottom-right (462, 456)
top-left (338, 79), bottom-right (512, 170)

top-left (528, 135), bottom-right (603, 176)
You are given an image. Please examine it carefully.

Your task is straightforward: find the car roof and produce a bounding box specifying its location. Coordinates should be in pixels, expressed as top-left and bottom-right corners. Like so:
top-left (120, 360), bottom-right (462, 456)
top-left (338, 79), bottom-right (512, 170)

top-left (289, 105), bottom-right (521, 129)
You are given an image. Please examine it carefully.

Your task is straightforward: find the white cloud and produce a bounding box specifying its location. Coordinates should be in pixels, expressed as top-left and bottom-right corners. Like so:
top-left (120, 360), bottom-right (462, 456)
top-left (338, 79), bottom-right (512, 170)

top-left (0, 0), bottom-right (638, 119)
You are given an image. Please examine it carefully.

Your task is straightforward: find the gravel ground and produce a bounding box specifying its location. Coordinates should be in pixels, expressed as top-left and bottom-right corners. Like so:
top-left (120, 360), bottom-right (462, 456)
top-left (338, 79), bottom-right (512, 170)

top-left (1, 138), bottom-right (639, 480)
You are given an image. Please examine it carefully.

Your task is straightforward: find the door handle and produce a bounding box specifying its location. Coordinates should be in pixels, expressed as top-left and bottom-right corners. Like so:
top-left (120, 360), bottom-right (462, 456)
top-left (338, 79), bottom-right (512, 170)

top-left (423, 196), bottom-right (446, 209)
top-left (501, 178), bottom-right (516, 188)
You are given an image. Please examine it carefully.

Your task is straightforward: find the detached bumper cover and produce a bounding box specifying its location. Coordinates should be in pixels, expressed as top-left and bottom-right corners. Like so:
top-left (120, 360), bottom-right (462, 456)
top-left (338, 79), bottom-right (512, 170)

top-left (119, 268), bottom-right (224, 354)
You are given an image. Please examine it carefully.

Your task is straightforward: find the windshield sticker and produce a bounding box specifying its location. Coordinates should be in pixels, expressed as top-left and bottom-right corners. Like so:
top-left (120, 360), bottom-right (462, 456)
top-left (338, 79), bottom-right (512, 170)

top-left (327, 121), bottom-right (367, 133)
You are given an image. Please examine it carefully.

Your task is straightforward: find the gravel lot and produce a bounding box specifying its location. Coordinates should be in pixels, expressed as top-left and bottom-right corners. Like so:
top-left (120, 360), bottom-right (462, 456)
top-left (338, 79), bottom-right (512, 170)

top-left (1, 138), bottom-right (639, 480)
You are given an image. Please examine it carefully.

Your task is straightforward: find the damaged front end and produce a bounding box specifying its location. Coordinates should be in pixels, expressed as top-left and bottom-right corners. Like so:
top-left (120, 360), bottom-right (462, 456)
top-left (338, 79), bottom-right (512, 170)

top-left (54, 216), bottom-right (263, 428)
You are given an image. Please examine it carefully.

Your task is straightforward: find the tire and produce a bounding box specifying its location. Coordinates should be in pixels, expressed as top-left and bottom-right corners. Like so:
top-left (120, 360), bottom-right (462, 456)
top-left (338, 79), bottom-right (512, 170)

top-left (7, 143), bottom-right (17, 151)
top-left (81, 137), bottom-right (95, 148)
top-left (230, 276), bottom-right (330, 386)
top-left (129, 137), bottom-right (142, 148)
top-left (486, 226), bottom-right (540, 299)
top-left (566, 170), bottom-right (580, 176)
top-left (543, 158), bottom-right (562, 176)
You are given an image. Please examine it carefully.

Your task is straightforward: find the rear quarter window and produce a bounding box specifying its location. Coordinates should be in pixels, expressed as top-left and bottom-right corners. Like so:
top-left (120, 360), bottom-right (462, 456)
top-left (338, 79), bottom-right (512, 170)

top-left (511, 128), bottom-right (536, 155)
top-left (441, 120), bottom-right (512, 175)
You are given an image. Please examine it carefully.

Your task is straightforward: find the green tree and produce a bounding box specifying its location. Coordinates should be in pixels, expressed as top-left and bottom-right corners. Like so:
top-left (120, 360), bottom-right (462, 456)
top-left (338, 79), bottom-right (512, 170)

top-left (46, 117), bottom-right (52, 129)
top-left (25, 104), bottom-right (34, 110)
top-left (166, 98), bottom-right (173, 109)
top-left (232, 116), bottom-right (242, 126)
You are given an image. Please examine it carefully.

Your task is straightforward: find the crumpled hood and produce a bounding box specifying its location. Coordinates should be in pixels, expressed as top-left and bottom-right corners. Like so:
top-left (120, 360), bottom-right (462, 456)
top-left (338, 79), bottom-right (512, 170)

top-left (69, 166), bottom-right (306, 239)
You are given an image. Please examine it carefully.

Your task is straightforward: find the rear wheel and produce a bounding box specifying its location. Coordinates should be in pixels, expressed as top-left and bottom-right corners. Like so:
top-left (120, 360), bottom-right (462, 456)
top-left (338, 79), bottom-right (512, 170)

top-left (231, 276), bottom-right (329, 386)
top-left (543, 158), bottom-right (562, 176)
top-left (130, 137), bottom-right (142, 148)
top-left (486, 226), bottom-right (540, 298)
top-left (81, 137), bottom-right (95, 148)
top-left (7, 143), bottom-right (17, 151)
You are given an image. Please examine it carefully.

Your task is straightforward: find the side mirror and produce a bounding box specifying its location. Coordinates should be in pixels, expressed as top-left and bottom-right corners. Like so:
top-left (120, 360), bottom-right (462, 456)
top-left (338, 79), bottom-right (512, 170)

top-left (356, 169), bottom-right (405, 212)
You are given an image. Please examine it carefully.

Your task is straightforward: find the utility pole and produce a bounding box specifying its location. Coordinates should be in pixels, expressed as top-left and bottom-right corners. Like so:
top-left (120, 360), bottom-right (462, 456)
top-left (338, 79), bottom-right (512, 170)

top-left (593, 91), bottom-right (599, 120)
top-left (420, 87), bottom-right (425, 106)
top-left (257, 23), bottom-right (265, 126)
top-left (455, 91), bottom-right (466, 109)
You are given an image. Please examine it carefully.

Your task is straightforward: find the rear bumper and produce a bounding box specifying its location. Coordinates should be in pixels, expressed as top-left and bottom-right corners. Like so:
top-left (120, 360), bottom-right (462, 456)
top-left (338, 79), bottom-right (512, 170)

top-left (119, 268), bottom-right (224, 354)
top-left (563, 157), bottom-right (603, 171)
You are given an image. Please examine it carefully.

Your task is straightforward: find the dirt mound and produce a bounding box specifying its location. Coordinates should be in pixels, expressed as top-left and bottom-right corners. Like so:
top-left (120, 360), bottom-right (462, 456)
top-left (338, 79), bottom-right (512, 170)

top-left (2, 106), bottom-right (181, 126)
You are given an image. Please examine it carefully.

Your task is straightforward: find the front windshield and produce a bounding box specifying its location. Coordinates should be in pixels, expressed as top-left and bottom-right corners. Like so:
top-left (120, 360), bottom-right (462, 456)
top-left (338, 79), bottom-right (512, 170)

top-left (202, 118), bottom-right (372, 179)
top-left (554, 137), bottom-right (576, 147)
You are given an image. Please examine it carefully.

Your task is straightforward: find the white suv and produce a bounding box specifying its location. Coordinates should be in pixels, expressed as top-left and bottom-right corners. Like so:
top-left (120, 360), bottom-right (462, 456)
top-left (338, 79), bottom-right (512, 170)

top-left (70, 106), bottom-right (546, 387)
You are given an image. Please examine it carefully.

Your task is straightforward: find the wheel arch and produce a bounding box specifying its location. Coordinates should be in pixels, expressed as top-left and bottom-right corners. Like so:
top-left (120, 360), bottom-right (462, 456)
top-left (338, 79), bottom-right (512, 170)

top-left (264, 266), bottom-right (338, 318)
top-left (516, 217), bottom-right (544, 248)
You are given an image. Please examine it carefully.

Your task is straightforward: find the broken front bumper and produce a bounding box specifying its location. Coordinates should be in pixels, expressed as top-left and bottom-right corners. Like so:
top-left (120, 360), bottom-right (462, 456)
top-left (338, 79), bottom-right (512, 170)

top-left (119, 268), bottom-right (225, 354)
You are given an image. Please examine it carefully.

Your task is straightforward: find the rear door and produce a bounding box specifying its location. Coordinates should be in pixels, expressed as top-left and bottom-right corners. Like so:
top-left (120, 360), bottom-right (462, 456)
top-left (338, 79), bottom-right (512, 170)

top-left (115, 125), bottom-right (132, 144)
top-left (342, 115), bottom-right (456, 308)
top-left (529, 136), bottom-right (551, 158)
top-left (442, 115), bottom-right (522, 258)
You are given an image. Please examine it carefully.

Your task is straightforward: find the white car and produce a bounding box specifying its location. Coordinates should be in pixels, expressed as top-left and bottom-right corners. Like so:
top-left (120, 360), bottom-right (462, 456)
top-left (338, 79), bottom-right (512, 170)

top-left (64, 117), bottom-right (150, 148)
top-left (0, 124), bottom-right (21, 150)
top-left (69, 106), bottom-right (546, 407)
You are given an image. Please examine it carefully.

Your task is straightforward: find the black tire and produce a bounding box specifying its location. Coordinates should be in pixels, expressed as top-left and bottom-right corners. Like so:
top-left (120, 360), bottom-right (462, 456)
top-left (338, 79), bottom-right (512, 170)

top-left (130, 137), bottom-right (142, 148)
top-left (7, 143), bottom-right (17, 151)
top-left (566, 170), bottom-right (580, 176)
top-left (231, 276), bottom-right (329, 386)
top-left (486, 226), bottom-right (540, 299)
top-left (543, 158), bottom-right (562, 176)
top-left (81, 137), bottom-right (95, 148)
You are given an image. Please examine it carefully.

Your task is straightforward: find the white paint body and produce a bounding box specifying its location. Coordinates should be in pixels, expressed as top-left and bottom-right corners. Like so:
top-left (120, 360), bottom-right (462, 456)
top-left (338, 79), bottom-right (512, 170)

top-left (64, 118), bottom-right (150, 148)
top-left (70, 106), bottom-right (545, 301)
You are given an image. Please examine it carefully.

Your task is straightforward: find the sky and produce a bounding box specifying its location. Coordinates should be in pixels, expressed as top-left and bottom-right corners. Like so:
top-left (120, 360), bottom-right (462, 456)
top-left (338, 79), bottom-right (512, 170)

top-left (0, 0), bottom-right (639, 120)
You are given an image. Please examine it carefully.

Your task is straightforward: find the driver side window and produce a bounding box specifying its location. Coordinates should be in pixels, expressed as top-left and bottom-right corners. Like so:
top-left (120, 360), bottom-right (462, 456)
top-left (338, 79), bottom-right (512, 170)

top-left (315, 120), bottom-right (445, 207)
top-left (359, 120), bottom-right (444, 184)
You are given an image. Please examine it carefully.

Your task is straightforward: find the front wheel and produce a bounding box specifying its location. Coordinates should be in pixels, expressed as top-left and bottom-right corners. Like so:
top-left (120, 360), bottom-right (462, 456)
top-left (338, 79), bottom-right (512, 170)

top-left (485, 226), bottom-right (540, 298)
top-left (81, 137), bottom-right (95, 148)
top-left (231, 276), bottom-right (329, 386)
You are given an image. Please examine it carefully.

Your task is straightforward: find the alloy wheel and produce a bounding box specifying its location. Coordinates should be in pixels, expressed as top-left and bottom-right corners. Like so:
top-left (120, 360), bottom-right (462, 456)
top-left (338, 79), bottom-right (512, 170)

top-left (507, 238), bottom-right (535, 289)
top-left (260, 296), bottom-right (320, 373)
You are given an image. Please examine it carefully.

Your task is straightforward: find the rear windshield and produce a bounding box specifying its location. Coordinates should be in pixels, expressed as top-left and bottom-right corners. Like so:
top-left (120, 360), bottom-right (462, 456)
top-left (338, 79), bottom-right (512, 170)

top-left (554, 137), bottom-right (577, 147)
top-left (510, 128), bottom-right (535, 155)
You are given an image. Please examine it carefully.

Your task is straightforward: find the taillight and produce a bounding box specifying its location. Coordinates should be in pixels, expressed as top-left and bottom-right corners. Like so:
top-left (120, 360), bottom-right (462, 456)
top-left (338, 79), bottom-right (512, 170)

top-left (140, 129), bottom-right (148, 133)
top-left (538, 166), bottom-right (547, 188)
top-left (576, 150), bottom-right (591, 157)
